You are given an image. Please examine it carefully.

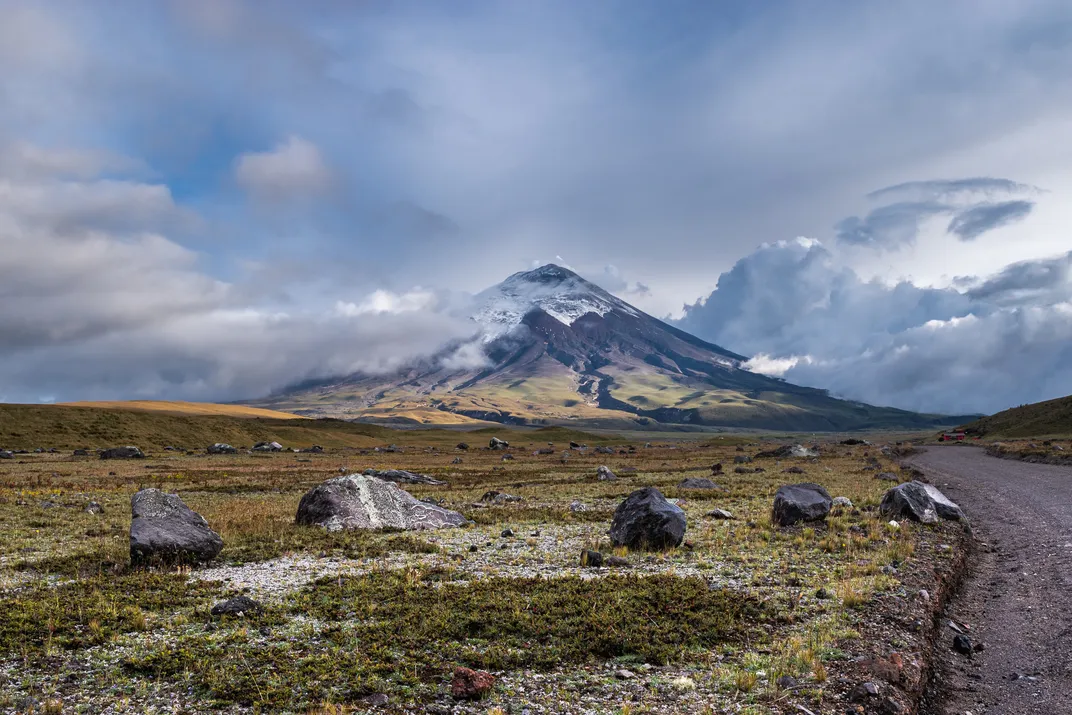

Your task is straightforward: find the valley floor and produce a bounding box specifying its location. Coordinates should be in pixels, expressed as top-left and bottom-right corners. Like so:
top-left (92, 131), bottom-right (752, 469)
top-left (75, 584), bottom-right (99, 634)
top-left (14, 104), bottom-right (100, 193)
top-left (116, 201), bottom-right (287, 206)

top-left (0, 435), bottom-right (966, 714)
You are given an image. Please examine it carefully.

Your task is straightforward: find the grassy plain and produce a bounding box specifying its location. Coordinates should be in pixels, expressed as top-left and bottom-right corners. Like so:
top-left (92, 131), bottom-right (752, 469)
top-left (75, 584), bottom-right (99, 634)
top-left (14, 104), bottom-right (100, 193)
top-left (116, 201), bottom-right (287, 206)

top-left (0, 418), bottom-right (964, 714)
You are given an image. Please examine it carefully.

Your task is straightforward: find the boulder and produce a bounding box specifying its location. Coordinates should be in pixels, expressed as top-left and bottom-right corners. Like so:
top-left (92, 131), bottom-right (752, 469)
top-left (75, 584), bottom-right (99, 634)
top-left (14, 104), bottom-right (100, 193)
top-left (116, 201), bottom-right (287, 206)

top-left (207, 443), bottom-right (237, 455)
top-left (362, 468), bottom-right (446, 486)
top-left (595, 446), bottom-right (615, 455)
top-left (488, 438), bottom-right (509, 450)
top-left (922, 483), bottom-right (965, 521)
top-left (100, 446), bottom-right (145, 460)
top-left (295, 474), bottom-right (466, 531)
top-left (733, 455), bottom-right (753, 464)
top-left (790, 444), bottom-right (819, 458)
top-left (302, 445), bottom-right (324, 454)
top-left (875, 472), bottom-right (900, 482)
top-left (841, 438), bottom-right (871, 446)
top-left (253, 441), bottom-right (283, 452)
top-left (456, 443), bottom-right (469, 451)
top-left (581, 549), bottom-right (604, 567)
top-left (210, 595), bottom-right (264, 617)
top-left (72, 449), bottom-right (89, 457)
top-left (832, 496), bottom-right (854, 508)
top-left (755, 445), bottom-right (793, 459)
top-left (609, 487), bottom-right (686, 550)
top-left (597, 465), bottom-right (617, 481)
top-left (84, 501), bottom-right (104, 514)
top-left (0, 450), bottom-right (12, 460)
top-left (772, 483), bottom-right (833, 526)
top-left (711, 462), bottom-right (723, 474)
top-left (879, 482), bottom-right (938, 524)
top-left (480, 490), bottom-right (522, 504)
top-left (679, 477), bottom-right (722, 490)
top-left (783, 466), bottom-right (806, 474)
top-left (129, 488), bottom-right (223, 566)
top-left (705, 508), bottom-right (734, 520)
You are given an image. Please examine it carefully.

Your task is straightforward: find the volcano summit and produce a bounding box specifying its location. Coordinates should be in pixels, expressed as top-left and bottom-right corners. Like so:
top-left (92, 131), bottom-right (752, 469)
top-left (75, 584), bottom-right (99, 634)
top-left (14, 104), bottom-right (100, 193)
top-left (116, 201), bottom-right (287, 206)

top-left (256, 265), bottom-right (963, 431)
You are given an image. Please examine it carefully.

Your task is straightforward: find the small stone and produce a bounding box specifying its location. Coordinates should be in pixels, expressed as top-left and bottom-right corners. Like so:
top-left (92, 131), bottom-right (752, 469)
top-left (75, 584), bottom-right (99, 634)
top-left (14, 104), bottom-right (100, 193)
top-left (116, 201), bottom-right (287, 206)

top-left (581, 550), bottom-right (604, 567)
top-left (84, 501), bottom-right (104, 514)
top-left (451, 666), bottom-right (495, 699)
top-left (953, 634), bottom-right (973, 656)
top-left (359, 693), bottom-right (389, 707)
top-left (776, 675), bottom-right (798, 689)
top-left (615, 669), bottom-right (636, 680)
top-left (705, 508), bottom-right (734, 520)
top-left (501, 528), bottom-right (514, 538)
top-left (848, 681), bottom-right (880, 702)
top-left (468, 545), bottom-right (478, 552)
top-left (605, 555), bottom-right (630, 568)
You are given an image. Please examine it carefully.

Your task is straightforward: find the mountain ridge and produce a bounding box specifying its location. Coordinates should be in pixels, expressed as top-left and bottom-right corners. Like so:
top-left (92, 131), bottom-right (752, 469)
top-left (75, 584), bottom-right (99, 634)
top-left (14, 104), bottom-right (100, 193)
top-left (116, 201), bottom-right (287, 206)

top-left (252, 264), bottom-right (969, 431)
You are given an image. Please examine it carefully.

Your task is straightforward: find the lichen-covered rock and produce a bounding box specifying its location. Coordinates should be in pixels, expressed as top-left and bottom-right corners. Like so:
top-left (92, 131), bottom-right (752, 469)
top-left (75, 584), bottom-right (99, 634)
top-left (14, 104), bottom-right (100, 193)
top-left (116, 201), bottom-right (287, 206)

top-left (295, 474), bottom-right (466, 531)
top-left (362, 468), bottom-right (446, 486)
top-left (101, 446), bottom-right (144, 459)
top-left (597, 465), bottom-right (617, 481)
top-left (879, 481), bottom-right (938, 523)
top-left (207, 443), bottom-right (237, 455)
top-left (130, 489), bottom-right (223, 566)
top-left (609, 487), bottom-right (686, 550)
top-left (772, 483), bottom-right (833, 526)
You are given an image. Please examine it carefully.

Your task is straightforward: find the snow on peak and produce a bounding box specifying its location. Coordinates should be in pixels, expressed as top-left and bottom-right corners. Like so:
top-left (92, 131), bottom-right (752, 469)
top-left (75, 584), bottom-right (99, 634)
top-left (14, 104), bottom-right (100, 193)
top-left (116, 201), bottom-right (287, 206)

top-left (473, 264), bottom-right (638, 332)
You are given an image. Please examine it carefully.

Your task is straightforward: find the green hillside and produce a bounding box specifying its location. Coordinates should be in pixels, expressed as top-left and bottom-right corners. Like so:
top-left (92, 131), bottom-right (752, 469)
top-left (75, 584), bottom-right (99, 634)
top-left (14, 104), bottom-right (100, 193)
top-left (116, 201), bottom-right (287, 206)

top-left (960, 394), bottom-right (1072, 439)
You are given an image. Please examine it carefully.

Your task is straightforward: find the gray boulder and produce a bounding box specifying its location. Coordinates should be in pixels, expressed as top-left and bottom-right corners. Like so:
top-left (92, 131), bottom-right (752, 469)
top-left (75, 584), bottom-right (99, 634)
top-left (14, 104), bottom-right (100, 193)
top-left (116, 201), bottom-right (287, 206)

top-left (211, 595), bottom-right (263, 617)
top-left (706, 508), bottom-right (734, 520)
top-left (679, 477), bottom-right (722, 490)
top-left (875, 472), bottom-right (900, 482)
top-left (733, 455), bottom-right (753, 464)
top-left (772, 483), bottom-right (833, 526)
top-left (0, 450), bottom-right (12, 460)
top-left (253, 441), bottom-right (283, 452)
top-left (481, 490), bottom-right (522, 504)
top-left (609, 487), bottom-right (686, 550)
top-left (362, 468), bottom-right (446, 486)
top-left (755, 445), bottom-right (793, 459)
top-left (832, 496), bottom-right (854, 508)
top-left (207, 443), bottom-right (237, 455)
top-left (595, 446), bottom-right (615, 455)
top-left (597, 465), bottom-right (617, 481)
top-left (101, 446), bottom-right (145, 460)
top-left (879, 482), bottom-right (938, 524)
top-left (922, 483), bottom-right (965, 521)
top-left (295, 474), bottom-right (466, 532)
top-left (489, 438), bottom-right (509, 450)
top-left (789, 444), bottom-right (819, 458)
top-left (130, 489), bottom-right (223, 566)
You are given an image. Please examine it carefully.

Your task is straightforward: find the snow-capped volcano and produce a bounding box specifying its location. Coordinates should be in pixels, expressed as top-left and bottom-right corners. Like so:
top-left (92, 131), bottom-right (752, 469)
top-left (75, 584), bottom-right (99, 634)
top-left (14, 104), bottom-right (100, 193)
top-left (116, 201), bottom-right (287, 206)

top-left (473, 264), bottom-right (639, 332)
top-left (256, 264), bottom-right (967, 432)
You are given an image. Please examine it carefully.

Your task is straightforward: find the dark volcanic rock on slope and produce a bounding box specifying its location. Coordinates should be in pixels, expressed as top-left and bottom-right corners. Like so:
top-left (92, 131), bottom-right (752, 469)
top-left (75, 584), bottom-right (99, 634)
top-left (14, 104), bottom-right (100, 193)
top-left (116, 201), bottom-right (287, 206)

top-left (609, 487), bottom-right (686, 550)
top-left (772, 483), bottom-right (833, 526)
top-left (129, 488), bottom-right (223, 565)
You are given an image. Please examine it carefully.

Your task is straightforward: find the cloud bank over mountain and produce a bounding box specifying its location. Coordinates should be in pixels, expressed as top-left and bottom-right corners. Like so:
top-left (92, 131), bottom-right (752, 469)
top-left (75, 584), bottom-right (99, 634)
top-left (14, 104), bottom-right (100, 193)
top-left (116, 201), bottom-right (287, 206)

top-left (678, 237), bottom-right (1072, 415)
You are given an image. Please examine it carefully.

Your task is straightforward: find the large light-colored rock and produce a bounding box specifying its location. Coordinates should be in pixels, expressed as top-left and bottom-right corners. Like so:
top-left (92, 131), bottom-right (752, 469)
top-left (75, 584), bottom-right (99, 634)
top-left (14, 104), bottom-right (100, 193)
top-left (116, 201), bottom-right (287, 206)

top-left (295, 474), bottom-right (467, 531)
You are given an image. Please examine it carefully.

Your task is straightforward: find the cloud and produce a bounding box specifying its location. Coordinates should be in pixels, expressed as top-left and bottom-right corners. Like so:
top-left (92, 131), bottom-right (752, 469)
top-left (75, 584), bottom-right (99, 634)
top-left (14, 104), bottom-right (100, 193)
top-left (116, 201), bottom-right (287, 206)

top-left (947, 200), bottom-right (1035, 241)
top-left (0, 141), bottom-right (475, 402)
top-left (677, 238), bottom-right (1072, 414)
top-left (836, 178), bottom-right (1037, 248)
top-left (234, 136), bottom-right (333, 200)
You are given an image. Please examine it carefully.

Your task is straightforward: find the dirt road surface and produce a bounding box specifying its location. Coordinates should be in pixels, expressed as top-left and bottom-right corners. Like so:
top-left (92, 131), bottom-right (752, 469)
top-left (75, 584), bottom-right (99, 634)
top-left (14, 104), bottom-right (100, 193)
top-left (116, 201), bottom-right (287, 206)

top-left (907, 446), bottom-right (1072, 715)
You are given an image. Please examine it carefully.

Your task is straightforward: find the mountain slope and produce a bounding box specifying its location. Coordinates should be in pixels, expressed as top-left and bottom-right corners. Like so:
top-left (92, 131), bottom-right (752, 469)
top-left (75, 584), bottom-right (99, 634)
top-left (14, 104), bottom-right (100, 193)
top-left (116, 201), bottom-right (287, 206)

top-left (255, 265), bottom-right (966, 431)
top-left (960, 394), bottom-right (1072, 438)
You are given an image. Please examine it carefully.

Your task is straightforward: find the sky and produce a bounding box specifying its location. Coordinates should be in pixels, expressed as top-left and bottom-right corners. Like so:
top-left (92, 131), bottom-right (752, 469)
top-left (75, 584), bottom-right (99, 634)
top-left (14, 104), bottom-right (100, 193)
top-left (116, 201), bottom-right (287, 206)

top-left (2, 0), bottom-right (1072, 414)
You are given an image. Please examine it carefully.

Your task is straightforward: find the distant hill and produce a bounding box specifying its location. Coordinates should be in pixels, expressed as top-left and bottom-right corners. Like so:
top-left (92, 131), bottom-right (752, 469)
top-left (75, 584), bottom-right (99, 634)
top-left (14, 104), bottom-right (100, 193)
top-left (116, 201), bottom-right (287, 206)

top-left (0, 403), bottom-right (612, 451)
top-left (253, 264), bottom-right (969, 432)
top-left (59, 400), bottom-right (307, 420)
top-left (0, 403), bottom-right (384, 451)
top-left (961, 395), bottom-right (1072, 439)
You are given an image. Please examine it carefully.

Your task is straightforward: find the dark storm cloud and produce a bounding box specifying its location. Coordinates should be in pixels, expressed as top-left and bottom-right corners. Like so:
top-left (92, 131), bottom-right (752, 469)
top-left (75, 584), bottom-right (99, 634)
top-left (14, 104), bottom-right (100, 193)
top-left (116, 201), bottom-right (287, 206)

top-left (948, 200), bottom-right (1035, 241)
top-left (837, 179), bottom-right (1037, 247)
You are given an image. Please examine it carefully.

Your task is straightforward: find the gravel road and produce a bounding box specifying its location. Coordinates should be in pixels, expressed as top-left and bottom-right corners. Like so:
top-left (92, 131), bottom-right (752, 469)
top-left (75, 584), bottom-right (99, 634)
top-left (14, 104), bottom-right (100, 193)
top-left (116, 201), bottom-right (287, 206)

top-left (907, 446), bottom-right (1072, 715)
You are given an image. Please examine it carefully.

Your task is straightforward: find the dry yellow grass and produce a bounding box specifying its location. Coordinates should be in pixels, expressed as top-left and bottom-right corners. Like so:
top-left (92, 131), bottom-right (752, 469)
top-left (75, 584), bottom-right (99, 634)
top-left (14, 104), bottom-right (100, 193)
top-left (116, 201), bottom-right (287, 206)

top-left (59, 400), bottom-right (307, 420)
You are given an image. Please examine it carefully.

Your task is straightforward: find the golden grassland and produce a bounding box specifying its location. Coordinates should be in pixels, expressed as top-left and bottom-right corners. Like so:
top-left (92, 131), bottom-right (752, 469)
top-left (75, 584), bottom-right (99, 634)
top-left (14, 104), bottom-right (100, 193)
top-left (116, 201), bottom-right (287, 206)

top-left (59, 400), bottom-right (308, 420)
top-left (0, 425), bottom-right (966, 714)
